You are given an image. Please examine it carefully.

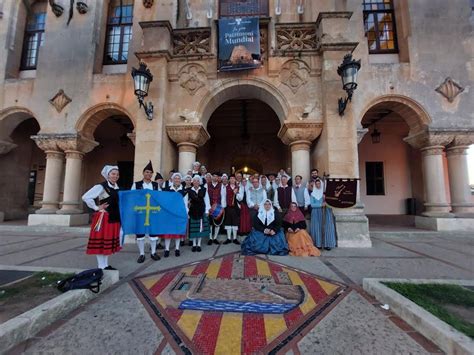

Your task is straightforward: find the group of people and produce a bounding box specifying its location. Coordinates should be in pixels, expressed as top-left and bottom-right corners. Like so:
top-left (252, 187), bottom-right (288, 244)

top-left (81, 161), bottom-right (337, 270)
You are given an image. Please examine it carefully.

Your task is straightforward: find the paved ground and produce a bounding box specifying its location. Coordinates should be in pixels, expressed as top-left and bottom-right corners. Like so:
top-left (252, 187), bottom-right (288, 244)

top-left (0, 225), bottom-right (472, 354)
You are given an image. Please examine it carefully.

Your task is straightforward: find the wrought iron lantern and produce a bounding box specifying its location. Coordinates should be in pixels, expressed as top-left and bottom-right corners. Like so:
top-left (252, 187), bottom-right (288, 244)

top-left (371, 125), bottom-right (381, 144)
top-left (337, 53), bottom-right (361, 116)
top-left (131, 62), bottom-right (154, 120)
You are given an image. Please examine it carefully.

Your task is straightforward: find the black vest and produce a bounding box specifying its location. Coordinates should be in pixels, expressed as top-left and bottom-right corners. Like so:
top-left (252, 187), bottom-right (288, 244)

top-left (135, 180), bottom-right (159, 190)
top-left (99, 181), bottom-right (120, 223)
top-left (188, 187), bottom-right (206, 219)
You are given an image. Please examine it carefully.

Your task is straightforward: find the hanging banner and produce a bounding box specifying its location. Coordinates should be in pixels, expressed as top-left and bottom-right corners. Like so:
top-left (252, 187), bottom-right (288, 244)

top-left (218, 17), bottom-right (261, 72)
top-left (325, 179), bottom-right (358, 208)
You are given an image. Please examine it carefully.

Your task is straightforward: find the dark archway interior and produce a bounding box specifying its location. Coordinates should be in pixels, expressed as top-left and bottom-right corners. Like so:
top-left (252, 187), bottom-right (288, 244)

top-left (199, 99), bottom-right (289, 175)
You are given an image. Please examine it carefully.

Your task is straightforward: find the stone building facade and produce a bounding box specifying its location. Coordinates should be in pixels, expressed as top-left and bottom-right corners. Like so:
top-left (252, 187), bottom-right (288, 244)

top-left (0, 0), bottom-right (473, 246)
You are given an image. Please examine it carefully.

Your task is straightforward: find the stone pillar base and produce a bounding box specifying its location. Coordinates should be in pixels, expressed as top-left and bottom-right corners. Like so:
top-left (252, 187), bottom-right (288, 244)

top-left (415, 216), bottom-right (474, 232)
top-left (450, 203), bottom-right (474, 218)
top-left (334, 214), bottom-right (372, 248)
top-left (28, 213), bottom-right (90, 227)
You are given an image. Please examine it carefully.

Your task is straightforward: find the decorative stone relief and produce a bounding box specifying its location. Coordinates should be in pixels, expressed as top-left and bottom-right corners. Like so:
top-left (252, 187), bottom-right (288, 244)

top-left (173, 29), bottom-right (211, 56)
top-left (275, 24), bottom-right (318, 55)
top-left (49, 89), bottom-right (72, 113)
top-left (278, 121), bottom-right (323, 145)
top-left (55, 134), bottom-right (98, 154)
top-left (403, 130), bottom-right (455, 150)
top-left (143, 0), bottom-right (154, 8)
top-left (279, 60), bottom-right (310, 94)
top-left (178, 64), bottom-right (207, 96)
top-left (260, 27), bottom-right (268, 62)
top-left (435, 77), bottom-right (464, 102)
top-left (166, 123), bottom-right (210, 146)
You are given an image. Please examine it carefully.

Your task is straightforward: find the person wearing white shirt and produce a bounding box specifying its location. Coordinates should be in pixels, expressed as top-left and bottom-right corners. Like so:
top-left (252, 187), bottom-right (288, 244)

top-left (274, 175), bottom-right (297, 214)
top-left (222, 175), bottom-right (244, 245)
top-left (188, 176), bottom-right (211, 252)
top-left (246, 177), bottom-right (267, 220)
top-left (292, 175), bottom-right (311, 215)
top-left (82, 165), bottom-right (122, 270)
top-left (130, 161), bottom-right (161, 264)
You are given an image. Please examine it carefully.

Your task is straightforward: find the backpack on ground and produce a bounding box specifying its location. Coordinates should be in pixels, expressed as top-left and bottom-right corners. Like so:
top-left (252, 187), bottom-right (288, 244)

top-left (57, 268), bottom-right (104, 294)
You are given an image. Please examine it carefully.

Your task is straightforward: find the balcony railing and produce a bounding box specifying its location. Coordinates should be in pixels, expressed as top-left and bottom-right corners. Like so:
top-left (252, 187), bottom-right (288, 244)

top-left (219, 0), bottom-right (269, 18)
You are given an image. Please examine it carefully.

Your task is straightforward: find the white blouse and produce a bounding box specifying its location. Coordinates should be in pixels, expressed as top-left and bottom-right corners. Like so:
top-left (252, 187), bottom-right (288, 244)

top-left (82, 182), bottom-right (119, 211)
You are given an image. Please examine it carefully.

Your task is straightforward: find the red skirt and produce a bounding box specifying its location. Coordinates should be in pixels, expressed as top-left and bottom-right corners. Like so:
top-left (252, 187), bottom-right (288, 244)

top-left (159, 234), bottom-right (185, 239)
top-left (86, 212), bottom-right (122, 255)
top-left (238, 202), bottom-right (252, 235)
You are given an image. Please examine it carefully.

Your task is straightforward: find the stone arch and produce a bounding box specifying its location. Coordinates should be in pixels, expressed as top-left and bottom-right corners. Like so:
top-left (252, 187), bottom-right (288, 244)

top-left (197, 78), bottom-right (291, 128)
top-left (360, 94), bottom-right (432, 135)
top-left (76, 103), bottom-right (136, 139)
top-left (0, 106), bottom-right (40, 140)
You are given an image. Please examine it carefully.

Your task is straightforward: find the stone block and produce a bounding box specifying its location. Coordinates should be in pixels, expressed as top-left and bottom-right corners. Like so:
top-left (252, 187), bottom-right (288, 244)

top-left (415, 216), bottom-right (474, 232)
top-left (0, 211), bottom-right (4, 222)
top-left (334, 214), bottom-right (372, 248)
top-left (27, 213), bottom-right (89, 227)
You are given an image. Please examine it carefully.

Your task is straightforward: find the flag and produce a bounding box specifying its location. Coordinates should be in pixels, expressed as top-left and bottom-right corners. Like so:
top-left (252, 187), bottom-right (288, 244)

top-left (325, 179), bottom-right (358, 208)
top-left (119, 190), bottom-right (188, 235)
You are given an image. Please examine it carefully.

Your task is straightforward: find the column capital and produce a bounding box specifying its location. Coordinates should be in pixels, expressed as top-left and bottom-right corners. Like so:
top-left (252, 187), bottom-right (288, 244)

top-left (166, 123), bottom-right (210, 147)
top-left (177, 142), bottom-right (198, 153)
top-left (403, 130), bottom-right (455, 150)
top-left (127, 132), bottom-right (136, 146)
top-left (0, 139), bottom-right (18, 155)
top-left (446, 133), bottom-right (474, 155)
top-left (290, 140), bottom-right (312, 152)
top-left (31, 133), bottom-right (98, 154)
top-left (278, 121), bottom-right (323, 146)
top-left (420, 145), bottom-right (445, 156)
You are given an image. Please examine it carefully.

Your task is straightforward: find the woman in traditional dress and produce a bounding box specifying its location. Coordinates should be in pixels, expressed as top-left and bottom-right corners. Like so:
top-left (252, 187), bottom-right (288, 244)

top-left (188, 176), bottom-right (211, 252)
top-left (283, 202), bottom-right (320, 257)
top-left (310, 179), bottom-right (337, 250)
top-left (238, 178), bottom-right (252, 236)
top-left (82, 165), bottom-right (122, 270)
top-left (161, 172), bottom-right (188, 257)
top-left (241, 199), bottom-right (289, 256)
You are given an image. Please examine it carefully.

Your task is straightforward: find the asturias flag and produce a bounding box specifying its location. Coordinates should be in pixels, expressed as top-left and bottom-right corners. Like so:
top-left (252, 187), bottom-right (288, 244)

top-left (119, 190), bottom-right (187, 235)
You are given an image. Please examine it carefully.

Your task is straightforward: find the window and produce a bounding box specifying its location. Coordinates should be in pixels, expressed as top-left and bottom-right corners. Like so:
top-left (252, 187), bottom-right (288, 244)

top-left (20, 1), bottom-right (47, 70)
top-left (219, 0), bottom-right (269, 18)
top-left (366, 162), bottom-right (385, 195)
top-left (363, 0), bottom-right (398, 54)
top-left (104, 0), bottom-right (133, 65)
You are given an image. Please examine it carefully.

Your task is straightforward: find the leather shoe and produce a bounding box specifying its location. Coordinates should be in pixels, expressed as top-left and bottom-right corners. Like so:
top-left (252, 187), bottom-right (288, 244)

top-left (137, 255), bottom-right (146, 263)
top-left (207, 239), bottom-right (213, 245)
top-left (233, 239), bottom-right (241, 245)
top-left (213, 239), bottom-right (220, 245)
top-left (164, 250), bottom-right (170, 258)
top-left (151, 253), bottom-right (160, 261)
top-left (223, 239), bottom-right (231, 245)
top-left (175, 250), bottom-right (180, 257)
top-left (197, 246), bottom-right (202, 252)
top-left (104, 265), bottom-right (116, 270)
top-left (192, 246), bottom-right (197, 252)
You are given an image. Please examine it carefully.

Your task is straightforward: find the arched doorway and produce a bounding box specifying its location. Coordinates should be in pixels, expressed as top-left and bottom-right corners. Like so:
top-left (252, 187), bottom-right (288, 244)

top-left (0, 109), bottom-right (44, 220)
top-left (199, 99), bottom-right (289, 175)
top-left (358, 96), bottom-right (430, 226)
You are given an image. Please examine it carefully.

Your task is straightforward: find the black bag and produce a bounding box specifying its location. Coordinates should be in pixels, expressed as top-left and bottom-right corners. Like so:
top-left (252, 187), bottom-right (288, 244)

top-left (57, 268), bottom-right (104, 294)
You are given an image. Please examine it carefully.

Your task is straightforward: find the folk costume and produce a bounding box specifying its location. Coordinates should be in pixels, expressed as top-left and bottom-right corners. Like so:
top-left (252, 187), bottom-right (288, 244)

top-left (161, 173), bottom-right (188, 257)
top-left (238, 182), bottom-right (252, 235)
top-left (241, 200), bottom-right (289, 256)
top-left (283, 204), bottom-right (320, 257)
top-left (274, 183), bottom-right (297, 215)
top-left (222, 179), bottom-right (243, 244)
top-left (82, 165), bottom-right (122, 270)
top-left (207, 176), bottom-right (225, 245)
top-left (310, 182), bottom-right (337, 250)
top-left (246, 184), bottom-right (267, 220)
top-left (131, 161), bottom-right (161, 263)
top-left (188, 179), bottom-right (211, 252)
top-left (292, 183), bottom-right (310, 215)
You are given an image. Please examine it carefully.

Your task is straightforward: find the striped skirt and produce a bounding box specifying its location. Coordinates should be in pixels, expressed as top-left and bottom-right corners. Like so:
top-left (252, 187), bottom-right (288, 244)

top-left (189, 216), bottom-right (210, 239)
top-left (310, 207), bottom-right (337, 248)
top-left (86, 211), bottom-right (122, 255)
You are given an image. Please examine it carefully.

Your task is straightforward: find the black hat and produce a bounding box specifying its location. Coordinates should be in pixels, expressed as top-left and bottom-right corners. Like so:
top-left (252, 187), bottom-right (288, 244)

top-left (154, 172), bottom-right (163, 180)
top-left (212, 171), bottom-right (220, 176)
top-left (143, 160), bottom-right (154, 173)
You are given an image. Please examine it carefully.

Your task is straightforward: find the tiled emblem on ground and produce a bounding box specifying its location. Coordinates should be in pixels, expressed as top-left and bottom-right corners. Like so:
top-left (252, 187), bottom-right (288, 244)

top-left (132, 253), bottom-right (346, 354)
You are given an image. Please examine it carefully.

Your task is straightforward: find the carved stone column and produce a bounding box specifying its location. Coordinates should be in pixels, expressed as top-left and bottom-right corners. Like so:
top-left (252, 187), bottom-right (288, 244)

top-left (57, 135), bottom-right (98, 214)
top-left (405, 131), bottom-right (454, 217)
top-left (166, 123), bottom-right (210, 175)
top-left (278, 121), bottom-right (323, 183)
top-left (31, 136), bottom-right (64, 214)
top-left (446, 135), bottom-right (474, 217)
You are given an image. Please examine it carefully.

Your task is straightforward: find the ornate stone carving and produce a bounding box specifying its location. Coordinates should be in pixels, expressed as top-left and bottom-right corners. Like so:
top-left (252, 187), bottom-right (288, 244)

top-left (173, 29), bottom-right (211, 56)
top-left (143, 0), bottom-right (154, 8)
top-left (275, 23), bottom-right (318, 55)
top-left (56, 134), bottom-right (98, 154)
top-left (178, 64), bottom-right (207, 96)
top-left (49, 0), bottom-right (64, 17)
top-left (0, 140), bottom-right (17, 155)
top-left (279, 60), bottom-right (310, 94)
top-left (260, 27), bottom-right (267, 62)
top-left (435, 77), bottom-right (464, 102)
top-left (278, 121), bottom-right (323, 146)
top-left (31, 135), bottom-right (61, 152)
top-left (166, 123), bottom-right (210, 147)
top-left (49, 89), bottom-right (72, 113)
top-left (403, 130), bottom-right (455, 150)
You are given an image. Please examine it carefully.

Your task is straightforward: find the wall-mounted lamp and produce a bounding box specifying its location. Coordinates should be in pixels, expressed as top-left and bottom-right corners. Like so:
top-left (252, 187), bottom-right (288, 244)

top-left (371, 124), bottom-right (381, 144)
top-left (131, 62), bottom-right (154, 120)
top-left (337, 53), bottom-right (361, 116)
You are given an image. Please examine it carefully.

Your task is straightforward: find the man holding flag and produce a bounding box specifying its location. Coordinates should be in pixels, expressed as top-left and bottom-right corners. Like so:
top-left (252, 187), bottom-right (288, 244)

top-left (130, 161), bottom-right (160, 263)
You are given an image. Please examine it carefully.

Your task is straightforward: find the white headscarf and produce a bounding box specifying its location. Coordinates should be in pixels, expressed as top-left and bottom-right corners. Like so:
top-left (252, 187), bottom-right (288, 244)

top-left (259, 175), bottom-right (271, 190)
top-left (101, 165), bottom-right (119, 180)
top-left (171, 172), bottom-right (182, 180)
top-left (257, 199), bottom-right (275, 225)
top-left (311, 181), bottom-right (324, 200)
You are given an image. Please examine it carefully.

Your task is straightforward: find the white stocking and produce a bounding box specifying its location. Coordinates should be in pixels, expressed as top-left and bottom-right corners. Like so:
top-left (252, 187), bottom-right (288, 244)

top-left (164, 238), bottom-right (171, 251)
top-left (193, 239), bottom-right (197, 246)
top-left (137, 238), bottom-right (145, 255)
top-left (232, 226), bottom-right (238, 240)
top-left (197, 238), bottom-right (202, 247)
top-left (96, 255), bottom-right (106, 269)
top-left (149, 237), bottom-right (157, 254)
top-left (225, 227), bottom-right (232, 240)
top-left (175, 239), bottom-right (180, 250)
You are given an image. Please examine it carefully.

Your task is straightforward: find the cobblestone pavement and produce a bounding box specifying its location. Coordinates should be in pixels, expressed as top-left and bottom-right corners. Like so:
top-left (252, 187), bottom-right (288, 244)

top-left (1, 227), bottom-right (472, 354)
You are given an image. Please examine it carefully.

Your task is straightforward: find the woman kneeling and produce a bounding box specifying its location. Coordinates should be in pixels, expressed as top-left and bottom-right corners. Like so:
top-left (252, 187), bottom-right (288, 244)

top-left (241, 199), bottom-right (289, 256)
top-left (283, 202), bottom-right (320, 257)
